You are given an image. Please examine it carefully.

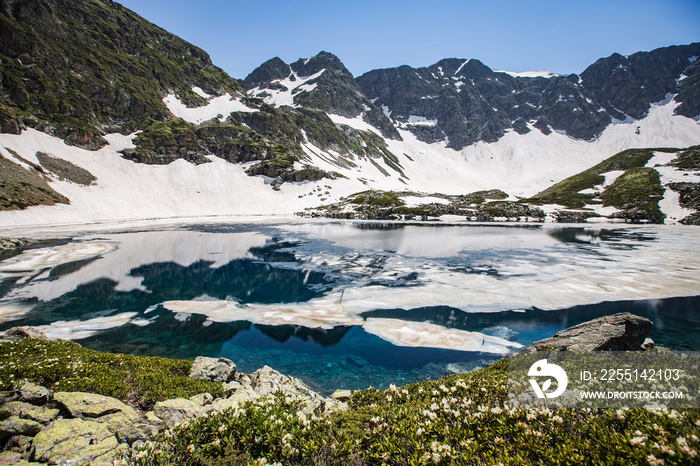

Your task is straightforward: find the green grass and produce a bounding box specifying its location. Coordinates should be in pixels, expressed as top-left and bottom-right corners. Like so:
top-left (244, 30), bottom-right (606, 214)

top-left (348, 190), bottom-right (406, 207)
top-left (600, 167), bottom-right (665, 219)
top-left (527, 148), bottom-right (675, 219)
top-left (127, 359), bottom-right (700, 465)
top-left (669, 146), bottom-right (700, 171)
top-left (0, 338), bottom-right (223, 410)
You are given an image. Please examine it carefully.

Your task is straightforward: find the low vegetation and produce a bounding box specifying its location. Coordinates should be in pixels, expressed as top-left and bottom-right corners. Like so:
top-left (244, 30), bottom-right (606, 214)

top-left (128, 359), bottom-right (699, 465)
top-left (1, 339), bottom-right (697, 464)
top-left (0, 338), bottom-right (223, 410)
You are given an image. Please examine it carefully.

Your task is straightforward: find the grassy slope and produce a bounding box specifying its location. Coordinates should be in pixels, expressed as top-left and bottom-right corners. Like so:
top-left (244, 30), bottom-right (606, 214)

top-left (526, 148), bottom-right (686, 223)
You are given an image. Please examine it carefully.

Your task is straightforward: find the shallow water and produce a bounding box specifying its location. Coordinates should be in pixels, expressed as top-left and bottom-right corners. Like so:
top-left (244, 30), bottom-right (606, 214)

top-left (0, 220), bottom-right (698, 393)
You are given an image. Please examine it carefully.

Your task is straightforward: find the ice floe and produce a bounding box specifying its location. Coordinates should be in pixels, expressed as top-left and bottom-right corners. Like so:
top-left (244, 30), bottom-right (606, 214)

top-left (363, 318), bottom-right (523, 354)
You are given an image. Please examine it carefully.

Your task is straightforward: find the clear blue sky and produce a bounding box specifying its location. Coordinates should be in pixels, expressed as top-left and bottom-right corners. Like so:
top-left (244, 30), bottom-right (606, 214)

top-left (117, 0), bottom-right (700, 79)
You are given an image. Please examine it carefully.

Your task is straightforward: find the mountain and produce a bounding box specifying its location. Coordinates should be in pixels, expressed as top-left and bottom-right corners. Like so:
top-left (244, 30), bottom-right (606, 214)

top-left (0, 0), bottom-right (699, 225)
top-left (356, 44), bottom-right (700, 149)
top-left (245, 51), bottom-right (400, 140)
top-left (0, 0), bottom-right (243, 149)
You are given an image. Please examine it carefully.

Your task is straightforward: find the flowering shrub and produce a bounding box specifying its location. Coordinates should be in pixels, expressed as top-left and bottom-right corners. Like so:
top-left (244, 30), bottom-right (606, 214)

top-left (129, 359), bottom-right (699, 465)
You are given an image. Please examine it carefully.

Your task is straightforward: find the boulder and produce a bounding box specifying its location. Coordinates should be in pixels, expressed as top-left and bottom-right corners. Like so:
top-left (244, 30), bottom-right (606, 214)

top-left (249, 365), bottom-right (316, 398)
top-left (330, 389), bottom-right (353, 402)
top-left (30, 418), bottom-right (124, 466)
top-left (0, 452), bottom-right (27, 464)
top-left (0, 416), bottom-right (43, 440)
top-left (189, 356), bottom-right (237, 383)
top-left (248, 365), bottom-right (332, 414)
top-left (208, 387), bottom-right (258, 412)
top-left (189, 392), bottom-right (213, 407)
top-left (0, 401), bottom-right (59, 424)
top-left (222, 380), bottom-right (243, 394)
top-left (16, 381), bottom-right (51, 405)
top-left (152, 398), bottom-right (206, 426)
top-left (53, 392), bottom-right (140, 421)
top-left (4, 327), bottom-right (48, 341)
top-left (532, 312), bottom-right (653, 352)
top-left (2, 434), bottom-right (33, 454)
top-left (114, 422), bottom-right (159, 446)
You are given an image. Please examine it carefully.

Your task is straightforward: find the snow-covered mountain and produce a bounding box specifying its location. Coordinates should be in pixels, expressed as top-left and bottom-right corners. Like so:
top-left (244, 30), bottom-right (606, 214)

top-left (1, 0), bottom-right (699, 227)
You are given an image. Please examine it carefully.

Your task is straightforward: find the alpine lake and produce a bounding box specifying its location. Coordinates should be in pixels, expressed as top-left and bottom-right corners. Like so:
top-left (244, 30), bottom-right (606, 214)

top-left (1, 219), bottom-right (698, 396)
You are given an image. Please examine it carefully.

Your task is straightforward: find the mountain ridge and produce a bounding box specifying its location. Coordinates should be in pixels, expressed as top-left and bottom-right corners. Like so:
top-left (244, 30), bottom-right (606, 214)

top-left (0, 0), bottom-right (699, 226)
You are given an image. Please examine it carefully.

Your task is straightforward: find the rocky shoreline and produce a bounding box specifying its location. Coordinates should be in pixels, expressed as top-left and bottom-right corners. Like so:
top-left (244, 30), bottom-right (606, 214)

top-left (0, 328), bottom-right (348, 466)
top-left (0, 312), bottom-right (663, 465)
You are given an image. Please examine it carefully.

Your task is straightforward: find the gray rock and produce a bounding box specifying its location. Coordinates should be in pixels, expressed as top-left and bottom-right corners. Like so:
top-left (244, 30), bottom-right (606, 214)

top-left (30, 418), bottom-right (124, 466)
top-left (222, 380), bottom-right (242, 393)
top-left (208, 388), bottom-right (258, 413)
top-left (53, 392), bottom-right (140, 421)
top-left (248, 365), bottom-right (334, 414)
top-left (2, 434), bottom-right (33, 454)
top-left (114, 422), bottom-right (159, 446)
top-left (330, 389), bottom-right (353, 402)
top-left (189, 392), bottom-right (213, 406)
top-left (0, 416), bottom-right (43, 439)
top-left (0, 451), bottom-right (25, 465)
top-left (152, 398), bottom-right (206, 426)
top-left (4, 327), bottom-right (47, 341)
top-left (641, 337), bottom-right (655, 350)
top-left (532, 312), bottom-right (653, 352)
top-left (0, 401), bottom-right (59, 424)
top-left (189, 356), bottom-right (237, 383)
top-left (16, 381), bottom-right (51, 405)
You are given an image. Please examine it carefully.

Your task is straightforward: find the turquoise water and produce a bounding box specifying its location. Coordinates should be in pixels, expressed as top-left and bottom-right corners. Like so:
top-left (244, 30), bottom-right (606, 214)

top-left (0, 222), bottom-right (698, 394)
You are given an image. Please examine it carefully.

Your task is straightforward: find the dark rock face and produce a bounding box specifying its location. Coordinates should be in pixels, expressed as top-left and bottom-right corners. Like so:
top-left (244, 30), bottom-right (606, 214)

top-left (532, 312), bottom-right (653, 352)
top-left (580, 43), bottom-right (700, 120)
top-left (356, 43), bottom-right (700, 149)
top-left (243, 57), bottom-right (292, 89)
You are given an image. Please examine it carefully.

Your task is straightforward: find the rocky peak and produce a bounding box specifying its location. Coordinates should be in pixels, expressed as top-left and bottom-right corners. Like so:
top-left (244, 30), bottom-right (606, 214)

top-left (290, 51), bottom-right (350, 78)
top-left (358, 43), bottom-right (700, 149)
top-left (243, 57), bottom-right (291, 89)
top-left (246, 51), bottom-right (400, 140)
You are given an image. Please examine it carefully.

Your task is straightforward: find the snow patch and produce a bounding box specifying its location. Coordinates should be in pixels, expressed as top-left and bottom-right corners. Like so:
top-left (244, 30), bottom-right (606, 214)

top-left (249, 69), bottom-right (325, 108)
top-left (191, 87), bottom-right (211, 98)
top-left (35, 313), bottom-right (139, 340)
top-left (407, 115), bottom-right (437, 126)
top-left (163, 92), bottom-right (257, 124)
top-left (495, 70), bottom-right (558, 78)
top-left (646, 150), bottom-right (700, 224)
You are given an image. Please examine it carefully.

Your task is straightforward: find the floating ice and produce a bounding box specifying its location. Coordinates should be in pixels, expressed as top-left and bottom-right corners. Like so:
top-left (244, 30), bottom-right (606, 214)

top-left (362, 318), bottom-right (523, 354)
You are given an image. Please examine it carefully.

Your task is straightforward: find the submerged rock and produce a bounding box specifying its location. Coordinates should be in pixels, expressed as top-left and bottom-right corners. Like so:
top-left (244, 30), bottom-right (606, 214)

top-left (532, 312), bottom-right (653, 352)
